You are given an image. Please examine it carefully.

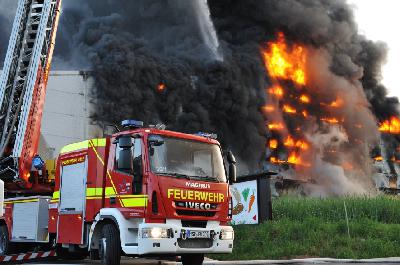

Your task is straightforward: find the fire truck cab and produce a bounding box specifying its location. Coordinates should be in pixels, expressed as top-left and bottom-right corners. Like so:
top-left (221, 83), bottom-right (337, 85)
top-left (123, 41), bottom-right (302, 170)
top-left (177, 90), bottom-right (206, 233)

top-left (1, 120), bottom-right (236, 265)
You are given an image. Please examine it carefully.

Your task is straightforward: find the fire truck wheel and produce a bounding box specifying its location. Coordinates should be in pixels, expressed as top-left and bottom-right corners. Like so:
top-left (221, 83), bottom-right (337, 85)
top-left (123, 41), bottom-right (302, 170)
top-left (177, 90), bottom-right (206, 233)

top-left (99, 224), bottom-right (121, 265)
top-left (181, 253), bottom-right (205, 265)
top-left (0, 225), bottom-right (10, 255)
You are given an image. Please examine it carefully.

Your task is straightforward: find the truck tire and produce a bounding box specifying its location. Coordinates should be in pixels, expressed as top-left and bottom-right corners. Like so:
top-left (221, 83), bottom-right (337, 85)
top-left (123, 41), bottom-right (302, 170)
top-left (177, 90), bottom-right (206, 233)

top-left (181, 254), bottom-right (205, 265)
top-left (0, 225), bottom-right (10, 255)
top-left (99, 224), bottom-right (121, 265)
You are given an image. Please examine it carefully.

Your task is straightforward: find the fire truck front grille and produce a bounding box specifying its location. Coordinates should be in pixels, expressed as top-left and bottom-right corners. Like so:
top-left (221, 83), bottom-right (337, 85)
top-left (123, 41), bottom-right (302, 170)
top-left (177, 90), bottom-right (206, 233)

top-left (181, 220), bottom-right (207, 228)
top-left (176, 209), bottom-right (216, 217)
top-left (177, 238), bottom-right (213, 249)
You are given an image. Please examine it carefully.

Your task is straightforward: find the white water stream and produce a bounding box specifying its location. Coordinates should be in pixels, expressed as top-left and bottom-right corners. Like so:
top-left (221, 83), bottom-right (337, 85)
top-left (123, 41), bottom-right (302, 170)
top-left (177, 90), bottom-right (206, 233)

top-left (193, 0), bottom-right (223, 61)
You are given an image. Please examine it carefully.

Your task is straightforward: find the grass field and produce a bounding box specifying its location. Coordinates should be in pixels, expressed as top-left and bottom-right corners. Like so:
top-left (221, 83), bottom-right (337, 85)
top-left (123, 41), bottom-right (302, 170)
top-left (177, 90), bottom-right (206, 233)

top-left (211, 196), bottom-right (400, 260)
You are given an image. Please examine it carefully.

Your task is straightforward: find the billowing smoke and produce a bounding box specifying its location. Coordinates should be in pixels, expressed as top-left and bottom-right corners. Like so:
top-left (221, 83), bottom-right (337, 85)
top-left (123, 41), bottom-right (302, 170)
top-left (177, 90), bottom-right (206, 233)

top-left (0, 0), bottom-right (17, 64)
top-left (0, 0), bottom-right (399, 195)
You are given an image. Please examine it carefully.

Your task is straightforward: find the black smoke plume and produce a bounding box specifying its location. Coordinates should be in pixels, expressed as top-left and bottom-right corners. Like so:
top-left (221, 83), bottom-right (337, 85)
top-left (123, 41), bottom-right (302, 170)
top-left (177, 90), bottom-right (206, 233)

top-left (0, 0), bottom-right (398, 179)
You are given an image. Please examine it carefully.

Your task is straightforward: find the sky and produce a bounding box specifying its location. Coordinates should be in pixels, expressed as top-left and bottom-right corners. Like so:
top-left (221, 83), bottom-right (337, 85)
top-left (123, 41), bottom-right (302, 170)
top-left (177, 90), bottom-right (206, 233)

top-left (348, 0), bottom-right (400, 99)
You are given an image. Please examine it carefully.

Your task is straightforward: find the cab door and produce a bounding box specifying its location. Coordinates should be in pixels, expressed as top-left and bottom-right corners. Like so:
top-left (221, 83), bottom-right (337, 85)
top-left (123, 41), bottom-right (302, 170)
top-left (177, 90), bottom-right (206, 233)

top-left (57, 155), bottom-right (87, 244)
top-left (109, 136), bottom-right (146, 216)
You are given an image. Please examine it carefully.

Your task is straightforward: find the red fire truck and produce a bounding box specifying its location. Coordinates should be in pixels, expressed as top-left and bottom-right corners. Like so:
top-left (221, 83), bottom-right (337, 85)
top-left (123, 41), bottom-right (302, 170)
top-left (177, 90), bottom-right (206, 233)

top-left (1, 121), bottom-right (236, 265)
top-left (0, 0), bottom-right (235, 264)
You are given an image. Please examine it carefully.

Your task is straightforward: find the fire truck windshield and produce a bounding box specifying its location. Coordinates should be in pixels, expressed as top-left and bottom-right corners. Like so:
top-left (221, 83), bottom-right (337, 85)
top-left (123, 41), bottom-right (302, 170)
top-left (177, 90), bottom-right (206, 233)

top-left (149, 135), bottom-right (227, 183)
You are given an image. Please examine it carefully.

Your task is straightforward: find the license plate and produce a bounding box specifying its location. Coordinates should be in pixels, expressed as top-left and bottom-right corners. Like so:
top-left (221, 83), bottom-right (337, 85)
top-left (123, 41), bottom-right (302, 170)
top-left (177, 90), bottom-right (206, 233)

top-left (184, 230), bottom-right (210, 239)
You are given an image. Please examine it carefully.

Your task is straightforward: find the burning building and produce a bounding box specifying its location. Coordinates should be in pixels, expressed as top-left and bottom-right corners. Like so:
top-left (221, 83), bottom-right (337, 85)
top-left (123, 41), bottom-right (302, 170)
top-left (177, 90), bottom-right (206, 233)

top-left (1, 0), bottom-right (399, 196)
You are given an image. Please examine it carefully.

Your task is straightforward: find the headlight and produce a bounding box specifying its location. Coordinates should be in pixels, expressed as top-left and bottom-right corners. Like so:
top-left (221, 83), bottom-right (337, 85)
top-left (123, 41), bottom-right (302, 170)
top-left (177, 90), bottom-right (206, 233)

top-left (142, 228), bottom-right (172, 239)
top-left (219, 228), bottom-right (234, 240)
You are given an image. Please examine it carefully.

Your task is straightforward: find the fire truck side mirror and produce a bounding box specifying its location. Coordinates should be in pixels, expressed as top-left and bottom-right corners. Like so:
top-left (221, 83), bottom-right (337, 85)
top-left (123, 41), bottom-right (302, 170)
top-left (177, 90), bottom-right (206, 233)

top-left (118, 135), bottom-right (133, 148)
top-left (227, 151), bottom-right (236, 164)
top-left (118, 149), bottom-right (133, 172)
top-left (227, 151), bottom-right (237, 183)
top-left (229, 164), bottom-right (237, 184)
top-left (148, 135), bottom-right (165, 156)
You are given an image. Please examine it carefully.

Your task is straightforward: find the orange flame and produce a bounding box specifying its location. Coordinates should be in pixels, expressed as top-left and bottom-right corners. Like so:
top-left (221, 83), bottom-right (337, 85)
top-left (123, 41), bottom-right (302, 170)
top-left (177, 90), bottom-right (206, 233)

top-left (300, 94), bottom-right (310, 104)
top-left (269, 139), bottom-right (278, 149)
top-left (270, 157), bottom-right (286, 164)
top-left (283, 104), bottom-right (296, 114)
top-left (287, 152), bottom-right (311, 167)
top-left (268, 85), bottom-right (284, 98)
top-left (302, 110), bottom-right (308, 118)
top-left (295, 140), bottom-right (309, 150)
top-left (284, 136), bottom-right (309, 150)
top-left (329, 98), bottom-right (344, 108)
top-left (321, 117), bottom-right (339, 124)
top-left (268, 123), bottom-right (285, 130)
top-left (284, 136), bottom-right (295, 147)
top-left (157, 83), bottom-right (166, 91)
top-left (262, 32), bottom-right (307, 85)
top-left (379, 116), bottom-right (400, 134)
top-left (262, 105), bottom-right (276, 113)
top-left (374, 156), bottom-right (383, 161)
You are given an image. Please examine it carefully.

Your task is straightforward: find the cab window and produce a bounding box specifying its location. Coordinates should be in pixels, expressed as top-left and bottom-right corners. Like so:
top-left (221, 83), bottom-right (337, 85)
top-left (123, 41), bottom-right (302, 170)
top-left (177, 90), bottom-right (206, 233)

top-left (115, 136), bottom-right (143, 193)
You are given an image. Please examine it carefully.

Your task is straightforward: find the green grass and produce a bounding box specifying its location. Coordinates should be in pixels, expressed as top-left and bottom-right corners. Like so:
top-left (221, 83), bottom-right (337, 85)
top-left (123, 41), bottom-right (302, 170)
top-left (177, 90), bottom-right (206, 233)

top-left (273, 196), bottom-right (400, 224)
top-left (210, 196), bottom-right (400, 260)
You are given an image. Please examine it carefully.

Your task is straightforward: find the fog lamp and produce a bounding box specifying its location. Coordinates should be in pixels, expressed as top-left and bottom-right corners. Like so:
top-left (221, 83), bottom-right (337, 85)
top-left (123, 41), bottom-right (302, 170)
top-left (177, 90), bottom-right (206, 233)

top-left (220, 228), bottom-right (234, 240)
top-left (142, 227), bottom-right (172, 239)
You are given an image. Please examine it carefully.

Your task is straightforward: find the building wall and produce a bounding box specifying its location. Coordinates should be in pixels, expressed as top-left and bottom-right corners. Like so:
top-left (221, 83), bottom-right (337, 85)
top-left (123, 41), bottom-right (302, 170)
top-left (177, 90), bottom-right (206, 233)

top-left (0, 70), bottom-right (101, 160)
top-left (39, 71), bottom-right (101, 159)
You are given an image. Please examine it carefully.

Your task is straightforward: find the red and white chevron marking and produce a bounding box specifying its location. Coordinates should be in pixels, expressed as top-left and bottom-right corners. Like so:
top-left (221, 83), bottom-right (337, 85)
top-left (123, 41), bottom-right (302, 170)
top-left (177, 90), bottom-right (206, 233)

top-left (0, 250), bottom-right (57, 263)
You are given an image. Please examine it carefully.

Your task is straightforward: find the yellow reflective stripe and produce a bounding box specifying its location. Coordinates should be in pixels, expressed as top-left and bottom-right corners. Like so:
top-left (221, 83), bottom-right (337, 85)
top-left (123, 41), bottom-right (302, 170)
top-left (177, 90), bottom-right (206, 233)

top-left (60, 138), bottom-right (106, 154)
top-left (52, 191), bottom-right (60, 199)
top-left (105, 187), bottom-right (115, 196)
top-left (93, 138), bottom-right (106, 147)
top-left (88, 140), bottom-right (123, 207)
top-left (86, 187), bottom-right (116, 197)
top-left (121, 197), bottom-right (148, 207)
top-left (86, 188), bottom-right (103, 197)
top-left (60, 140), bottom-right (89, 154)
top-left (5, 199), bottom-right (39, 204)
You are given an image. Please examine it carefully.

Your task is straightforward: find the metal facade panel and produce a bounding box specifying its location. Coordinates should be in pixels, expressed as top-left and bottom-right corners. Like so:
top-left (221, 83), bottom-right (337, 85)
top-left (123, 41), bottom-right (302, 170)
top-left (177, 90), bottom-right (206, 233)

top-left (40, 71), bottom-right (100, 159)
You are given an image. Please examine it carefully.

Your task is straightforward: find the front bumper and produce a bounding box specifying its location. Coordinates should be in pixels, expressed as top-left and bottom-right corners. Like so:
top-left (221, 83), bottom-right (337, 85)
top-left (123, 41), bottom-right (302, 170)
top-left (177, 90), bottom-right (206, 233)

top-left (123, 221), bottom-right (234, 255)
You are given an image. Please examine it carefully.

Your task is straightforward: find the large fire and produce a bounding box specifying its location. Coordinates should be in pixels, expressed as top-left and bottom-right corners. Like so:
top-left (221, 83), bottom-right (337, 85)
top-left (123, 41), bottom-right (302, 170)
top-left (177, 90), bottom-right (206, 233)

top-left (262, 32), bottom-right (311, 167)
top-left (261, 32), bottom-right (307, 86)
top-left (259, 30), bottom-right (393, 195)
top-left (379, 116), bottom-right (400, 134)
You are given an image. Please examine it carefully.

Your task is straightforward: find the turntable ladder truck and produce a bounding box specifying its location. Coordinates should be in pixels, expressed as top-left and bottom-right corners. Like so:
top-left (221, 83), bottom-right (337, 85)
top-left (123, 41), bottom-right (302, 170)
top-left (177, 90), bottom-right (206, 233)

top-left (0, 1), bottom-right (235, 264)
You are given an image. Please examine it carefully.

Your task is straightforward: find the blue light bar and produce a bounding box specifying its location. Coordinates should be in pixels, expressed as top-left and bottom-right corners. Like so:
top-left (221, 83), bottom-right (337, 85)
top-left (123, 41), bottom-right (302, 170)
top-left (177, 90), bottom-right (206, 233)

top-left (196, 132), bottom-right (218, 139)
top-left (121, 120), bottom-right (144, 128)
top-left (32, 155), bottom-right (45, 170)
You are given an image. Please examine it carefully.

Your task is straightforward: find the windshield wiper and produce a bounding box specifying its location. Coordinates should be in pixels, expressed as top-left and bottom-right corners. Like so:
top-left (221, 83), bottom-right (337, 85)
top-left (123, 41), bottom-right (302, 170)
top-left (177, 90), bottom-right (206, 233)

top-left (191, 175), bottom-right (219, 182)
top-left (156, 172), bottom-right (192, 180)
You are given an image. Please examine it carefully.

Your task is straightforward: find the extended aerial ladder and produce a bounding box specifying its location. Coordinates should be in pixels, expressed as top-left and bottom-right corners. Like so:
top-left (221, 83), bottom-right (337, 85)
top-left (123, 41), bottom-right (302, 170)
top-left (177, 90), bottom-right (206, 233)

top-left (0, 0), bottom-right (62, 194)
